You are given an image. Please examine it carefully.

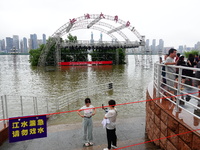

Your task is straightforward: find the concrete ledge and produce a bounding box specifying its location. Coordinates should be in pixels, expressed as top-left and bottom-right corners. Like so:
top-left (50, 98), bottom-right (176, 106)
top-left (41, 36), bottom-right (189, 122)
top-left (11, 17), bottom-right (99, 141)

top-left (146, 84), bottom-right (200, 150)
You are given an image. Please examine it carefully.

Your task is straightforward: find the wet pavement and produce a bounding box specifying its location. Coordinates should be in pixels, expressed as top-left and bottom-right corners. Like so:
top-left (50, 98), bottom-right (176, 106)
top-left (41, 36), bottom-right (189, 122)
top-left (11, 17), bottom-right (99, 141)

top-left (0, 117), bottom-right (161, 150)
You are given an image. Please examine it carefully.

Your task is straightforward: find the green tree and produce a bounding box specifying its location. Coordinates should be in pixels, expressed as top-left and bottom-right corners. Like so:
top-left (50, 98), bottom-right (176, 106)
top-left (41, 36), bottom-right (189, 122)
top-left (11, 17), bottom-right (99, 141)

top-left (29, 44), bottom-right (44, 66)
top-left (30, 33), bottom-right (126, 66)
top-left (184, 50), bottom-right (199, 58)
top-left (90, 48), bottom-right (126, 64)
top-left (66, 33), bottom-right (77, 42)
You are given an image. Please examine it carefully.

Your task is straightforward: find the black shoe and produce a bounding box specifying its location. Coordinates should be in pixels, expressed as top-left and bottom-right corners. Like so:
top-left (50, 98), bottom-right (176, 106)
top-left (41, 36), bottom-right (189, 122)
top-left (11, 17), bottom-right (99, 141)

top-left (186, 95), bottom-right (191, 102)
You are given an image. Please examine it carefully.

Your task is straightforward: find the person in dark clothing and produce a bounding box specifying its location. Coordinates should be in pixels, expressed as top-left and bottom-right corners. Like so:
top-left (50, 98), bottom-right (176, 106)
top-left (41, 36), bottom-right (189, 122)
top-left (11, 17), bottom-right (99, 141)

top-left (175, 53), bottom-right (181, 62)
top-left (161, 54), bottom-right (168, 84)
top-left (195, 55), bottom-right (200, 97)
top-left (176, 56), bottom-right (187, 89)
top-left (186, 54), bottom-right (196, 77)
top-left (177, 56), bottom-right (186, 66)
top-left (195, 54), bottom-right (199, 63)
top-left (183, 54), bottom-right (196, 102)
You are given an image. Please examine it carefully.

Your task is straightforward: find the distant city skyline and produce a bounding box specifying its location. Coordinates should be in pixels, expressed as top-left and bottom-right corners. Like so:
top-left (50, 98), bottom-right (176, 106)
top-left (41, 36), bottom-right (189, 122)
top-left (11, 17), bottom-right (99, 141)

top-left (1, 31), bottom-right (199, 52)
top-left (145, 38), bottom-right (200, 54)
top-left (1, 0), bottom-right (200, 49)
top-left (1, 32), bottom-right (199, 54)
top-left (0, 33), bottom-right (46, 53)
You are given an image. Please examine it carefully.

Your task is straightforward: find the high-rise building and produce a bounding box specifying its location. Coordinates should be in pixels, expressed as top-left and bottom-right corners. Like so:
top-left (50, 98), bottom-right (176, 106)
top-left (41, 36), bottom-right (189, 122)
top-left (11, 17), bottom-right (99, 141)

top-left (90, 32), bottom-right (94, 44)
top-left (23, 37), bottom-right (28, 53)
top-left (178, 45), bottom-right (184, 53)
top-left (184, 45), bottom-right (187, 51)
top-left (99, 32), bottom-right (103, 42)
top-left (38, 39), bottom-right (43, 47)
top-left (2, 39), bottom-right (6, 51)
top-left (146, 39), bottom-right (150, 51)
top-left (30, 34), bottom-right (38, 49)
top-left (20, 40), bottom-right (24, 53)
top-left (151, 39), bottom-right (156, 54)
top-left (194, 42), bottom-right (200, 50)
top-left (42, 34), bottom-right (46, 44)
top-left (158, 39), bottom-right (164, 53)
top-left (13, 35), bottom-right (20, 50)
top-left (6, 37), bottom-right (13, 53)
top-left (0, 40), bottom-right (2, 51)
top-left (28, 39), bottom-right (32, 51)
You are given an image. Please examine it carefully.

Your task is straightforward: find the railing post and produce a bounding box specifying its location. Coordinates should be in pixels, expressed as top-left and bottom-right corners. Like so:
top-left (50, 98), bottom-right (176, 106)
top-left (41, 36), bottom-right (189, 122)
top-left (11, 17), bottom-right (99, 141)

top-left (154, 63), bottom-right (157, 96)
top-left (1, 96), bottom-right (5, 126)
top-left (57, 98), bottom-right (59, 111)
top-left (35, 97), bottom-right (38, 115)
top-left (156, 64), bottom-right (161, 97)
top-left (115, 49), bottom-right (119, 65)
top-left (176, 68), bottom-right (182, 112)
top-left (20, 96), bottom-right (23, 116)
top-left (33, 97), bottom-right (36, 115)
top-left (46, 98), bottom-right (49, 114)
top-left (4, 95), bottom-right (8, 123)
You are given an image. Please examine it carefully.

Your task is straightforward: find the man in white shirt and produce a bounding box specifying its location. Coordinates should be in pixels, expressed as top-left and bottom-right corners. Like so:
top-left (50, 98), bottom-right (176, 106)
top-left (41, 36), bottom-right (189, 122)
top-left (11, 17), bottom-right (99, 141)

top-left (165, 48), bottom-right (179, 101)
top-left (103, 100), bottom-right (117, 150)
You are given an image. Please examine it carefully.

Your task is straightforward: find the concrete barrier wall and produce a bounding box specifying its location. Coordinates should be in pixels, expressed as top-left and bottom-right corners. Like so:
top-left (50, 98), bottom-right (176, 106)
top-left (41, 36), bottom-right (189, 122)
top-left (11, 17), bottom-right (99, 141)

top-left (146, 90), bottom-right (200, 150)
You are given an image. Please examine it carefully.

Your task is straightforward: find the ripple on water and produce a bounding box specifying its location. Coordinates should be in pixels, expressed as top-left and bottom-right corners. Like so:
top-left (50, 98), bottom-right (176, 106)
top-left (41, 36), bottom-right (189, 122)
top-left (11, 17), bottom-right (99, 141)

top-left (0, 55), bottom-right (158, 124)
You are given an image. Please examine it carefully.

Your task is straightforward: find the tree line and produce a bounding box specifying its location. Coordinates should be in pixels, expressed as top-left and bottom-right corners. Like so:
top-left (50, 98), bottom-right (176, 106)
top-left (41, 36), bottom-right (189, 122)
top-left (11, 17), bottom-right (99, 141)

top-left (29, 34), bottom-right (126, 66)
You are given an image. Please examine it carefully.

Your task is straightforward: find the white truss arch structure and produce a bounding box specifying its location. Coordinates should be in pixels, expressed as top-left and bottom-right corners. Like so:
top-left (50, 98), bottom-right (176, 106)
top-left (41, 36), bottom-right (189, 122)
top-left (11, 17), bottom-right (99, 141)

top-left (71, 26), bottom-right (117, 40)
top-left (52, 13), bottom-right (145, 42)
top-left (71, 20), bottom-right (130, 41)
top-left (38, 13), bottom-right (146, 67)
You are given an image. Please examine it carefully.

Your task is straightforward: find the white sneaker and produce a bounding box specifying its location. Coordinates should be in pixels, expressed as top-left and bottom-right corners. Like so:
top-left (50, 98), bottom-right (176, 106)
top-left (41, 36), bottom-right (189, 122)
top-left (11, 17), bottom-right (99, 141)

top-left (103, 148), bottom-right (110, 150)
top-left (111, 144), bottom-right (118, 149)
top-left (89, 142), bottom-right (93, 146)
top-left (84, 143), bottom-right (89, 147)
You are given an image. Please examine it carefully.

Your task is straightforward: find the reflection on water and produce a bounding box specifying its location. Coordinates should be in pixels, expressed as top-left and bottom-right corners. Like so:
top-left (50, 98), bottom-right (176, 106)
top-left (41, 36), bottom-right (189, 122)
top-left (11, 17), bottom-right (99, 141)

top-left (0, 55), bottom-right (158, 125)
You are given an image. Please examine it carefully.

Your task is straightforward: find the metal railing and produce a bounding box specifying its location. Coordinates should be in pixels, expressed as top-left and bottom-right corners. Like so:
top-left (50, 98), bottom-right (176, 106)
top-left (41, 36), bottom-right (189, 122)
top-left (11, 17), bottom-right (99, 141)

top-left (0, 95), bottom-right (54, 128)
top-left (62, 40), bottom-right (141, 48)
top-left (154, 62), bottom-right (200, 119)
top-left (56, 82), bottom-right (113, 111)
top-left (0, 82), bottom-right (114, 128)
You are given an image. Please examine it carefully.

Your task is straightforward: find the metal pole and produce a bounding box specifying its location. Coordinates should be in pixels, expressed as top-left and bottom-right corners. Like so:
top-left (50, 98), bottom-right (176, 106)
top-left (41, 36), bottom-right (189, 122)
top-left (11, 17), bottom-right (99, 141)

top-left (33, 97), bottom-right (35, 115)
top-left (57, 98), bottom-right (59, 111)
top-left (20, 96), bottom-right (23, 116)
top-left (116, 48), bottom-right (119, 65)
top-left (157, 64), bottom-right (161, 97)
top-left (175, 68), bottom-right (182, 112)
top-left (78, 88), bottom-right (80, 102)
top-left (46, 98), bottom-right (49, 114)
top-left (1, 96), bottom-right (5, 126)
top-left (35, 97), bottom-right (38, 115)
top-left (4, 95), bottom-right (8, 124)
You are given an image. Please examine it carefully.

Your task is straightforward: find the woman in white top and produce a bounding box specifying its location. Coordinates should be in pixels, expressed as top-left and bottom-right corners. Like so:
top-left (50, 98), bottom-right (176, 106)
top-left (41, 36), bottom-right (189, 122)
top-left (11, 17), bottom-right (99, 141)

top-left (77, 98), bottom-right (96, 147)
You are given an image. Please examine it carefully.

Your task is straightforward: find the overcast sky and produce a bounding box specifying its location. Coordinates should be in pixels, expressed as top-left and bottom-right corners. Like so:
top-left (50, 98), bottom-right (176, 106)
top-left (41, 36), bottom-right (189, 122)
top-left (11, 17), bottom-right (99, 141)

top-left (1, 0), bottom-right (200, 48)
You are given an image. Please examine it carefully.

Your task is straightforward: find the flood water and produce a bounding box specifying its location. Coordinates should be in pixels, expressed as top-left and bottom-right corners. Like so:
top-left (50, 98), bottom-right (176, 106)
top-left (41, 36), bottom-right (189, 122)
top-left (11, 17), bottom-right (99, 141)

top-left (0, 55), bottom-right (158, 125)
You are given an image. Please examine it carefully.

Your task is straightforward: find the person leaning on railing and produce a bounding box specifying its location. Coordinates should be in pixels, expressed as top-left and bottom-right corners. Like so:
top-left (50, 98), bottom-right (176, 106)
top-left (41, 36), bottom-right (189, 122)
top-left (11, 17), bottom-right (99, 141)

top-left (182, 54), bottom-right (197, 89)
top-left (161, 54), bottom-right (168, 84)
top-left (186, 54), bottom-right (197, 78)
top-left (176, 55), bottom-right (187, 89)
top-left (195, 55), bottom-right (200, 98)
top-left (164, 48), bottom-right (179, 102)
